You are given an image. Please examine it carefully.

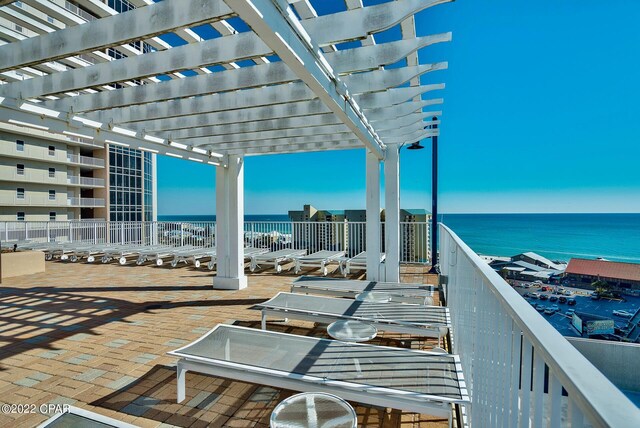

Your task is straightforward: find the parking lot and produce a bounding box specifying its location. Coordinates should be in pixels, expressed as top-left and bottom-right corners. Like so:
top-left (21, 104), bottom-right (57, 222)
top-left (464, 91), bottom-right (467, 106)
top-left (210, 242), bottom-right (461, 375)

top-left (515, 285), bottom-right (640, 337)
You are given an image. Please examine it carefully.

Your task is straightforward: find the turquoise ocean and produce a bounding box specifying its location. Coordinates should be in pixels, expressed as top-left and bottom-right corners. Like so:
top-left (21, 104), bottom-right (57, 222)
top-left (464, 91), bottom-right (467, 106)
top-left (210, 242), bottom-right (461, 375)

top-left (158, 213), bottom-right (640, 264)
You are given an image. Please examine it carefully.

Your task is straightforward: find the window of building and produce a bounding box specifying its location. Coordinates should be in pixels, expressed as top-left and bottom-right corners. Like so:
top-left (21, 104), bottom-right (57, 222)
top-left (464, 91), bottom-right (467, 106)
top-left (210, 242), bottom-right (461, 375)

top-left (49, 212), bottom-right (56, 221)
top-left (15, 1), bottom-right (22, 7)
top-left (49, 190), bottom-right (56, 200)
top-left (49, 167), bottom-right (55, 178)
top-left (17, 164), bottom-right (24, 175)
top-left (17, 212), bottom-right (25, 221)
top-left (15, 24), bottom-right (23, 33)
top-left (17, 188), bottom-right (25, 199)
top-left (48, 145), bottom-right (55, 156)
top-left (47, 15), bottom-right (54, 24)
top-left (16, 140), bottom-right (24, 151)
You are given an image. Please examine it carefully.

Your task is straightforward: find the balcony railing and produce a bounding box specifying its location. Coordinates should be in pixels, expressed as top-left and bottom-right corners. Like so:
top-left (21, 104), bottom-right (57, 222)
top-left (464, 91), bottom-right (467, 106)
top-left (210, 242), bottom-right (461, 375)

top-left (0, 220), bottom-right (430, 264)
top-left (66, 153), bottom-right (105, 167)
top-left (439, 224), bottom-right (639, 427)
top-left (67, 176), bottom-right (105, 187)
top-left (67, 197), bottom-right (105, 207)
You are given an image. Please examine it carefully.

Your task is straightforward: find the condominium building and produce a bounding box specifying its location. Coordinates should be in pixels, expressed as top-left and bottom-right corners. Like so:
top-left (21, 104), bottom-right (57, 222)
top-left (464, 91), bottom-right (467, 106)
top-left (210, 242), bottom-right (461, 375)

top-left (0, 0), bottom-right (156, 222)
top-left (0, 125), bottom-right (156, 222)
top-left (288, 205), bottom-right (430, 260)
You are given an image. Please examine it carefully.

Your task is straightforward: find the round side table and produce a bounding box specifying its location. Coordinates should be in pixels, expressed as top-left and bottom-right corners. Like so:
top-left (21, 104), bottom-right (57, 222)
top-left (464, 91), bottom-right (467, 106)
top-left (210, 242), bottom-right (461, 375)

top-left (354, 291), bottom-right (391, 303)
top-left (327, 320), bottom-right (377, 343)
top-left (271, 392), bottom-right (357, 428)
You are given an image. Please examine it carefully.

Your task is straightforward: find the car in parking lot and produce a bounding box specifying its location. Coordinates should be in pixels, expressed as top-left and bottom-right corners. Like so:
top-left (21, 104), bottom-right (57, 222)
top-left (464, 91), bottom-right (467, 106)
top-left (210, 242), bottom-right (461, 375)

top-left (549, 295), bottom-right (558, 302)
top-left (567, 298), bottom-right (576, 306)
top-left (529, 292), bottom-right (540, 299)
top-left (539, 294), bottom-right (548, 300)
top-left (566, 309), bottom-right (575, 316)
top-left (559, 296), bottom-right (567, 304)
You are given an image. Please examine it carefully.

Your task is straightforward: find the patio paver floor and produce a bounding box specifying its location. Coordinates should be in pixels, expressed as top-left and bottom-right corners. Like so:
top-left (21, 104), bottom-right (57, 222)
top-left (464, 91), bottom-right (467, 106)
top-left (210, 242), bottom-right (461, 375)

top-left (0, 259), bottom-right (445, 427)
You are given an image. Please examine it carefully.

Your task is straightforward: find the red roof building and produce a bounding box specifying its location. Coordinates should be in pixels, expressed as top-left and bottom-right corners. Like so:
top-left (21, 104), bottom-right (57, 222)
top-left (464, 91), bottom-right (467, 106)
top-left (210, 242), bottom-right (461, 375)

top-left (564, 258), bottom-right (640, 290)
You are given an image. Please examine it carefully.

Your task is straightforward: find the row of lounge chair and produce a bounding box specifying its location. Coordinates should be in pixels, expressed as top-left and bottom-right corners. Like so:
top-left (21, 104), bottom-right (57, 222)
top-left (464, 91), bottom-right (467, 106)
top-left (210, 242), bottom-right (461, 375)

top-left (169, 277), bottom-right (469, 426)
top-left (14, 240), bottom-right (379, 275)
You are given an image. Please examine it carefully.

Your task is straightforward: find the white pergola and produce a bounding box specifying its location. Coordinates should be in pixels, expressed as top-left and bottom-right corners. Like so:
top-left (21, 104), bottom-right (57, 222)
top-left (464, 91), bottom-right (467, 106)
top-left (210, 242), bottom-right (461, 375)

top-left (0, 0), bottom-right (452, 289)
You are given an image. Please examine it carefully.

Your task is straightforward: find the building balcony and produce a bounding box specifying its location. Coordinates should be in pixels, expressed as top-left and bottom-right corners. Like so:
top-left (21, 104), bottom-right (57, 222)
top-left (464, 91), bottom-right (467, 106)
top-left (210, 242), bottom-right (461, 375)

top-left (66, 153), bottom-right (105, 168)
top-left (67, 197), bottom-right (105, 207)
top-left (66, 176), bottom-right (105, 187)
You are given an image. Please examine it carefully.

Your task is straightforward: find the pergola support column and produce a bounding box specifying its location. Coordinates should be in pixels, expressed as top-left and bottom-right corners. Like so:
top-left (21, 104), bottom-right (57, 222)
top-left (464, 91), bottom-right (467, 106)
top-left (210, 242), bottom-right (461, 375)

top-left (384, 145), bottom-right (400, 282)
top-left (214, 155), bottom-right (247, 290)
top-left (366, 150), bottom-right (382, 281)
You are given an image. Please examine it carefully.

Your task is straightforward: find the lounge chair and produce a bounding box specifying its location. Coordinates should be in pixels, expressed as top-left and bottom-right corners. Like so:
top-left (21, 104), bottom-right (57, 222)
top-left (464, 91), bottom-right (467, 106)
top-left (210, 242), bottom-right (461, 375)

top-left (37, 405), bottom-right (138, 428)
top-left (254, 292), bottom-right (449, 337)
top-left (340, 251), bottom-right (385, 276)
top-left (168, 324), bottom-right (469, 425)
top-left (136, 245), bottom-right (184, 266)
top-left (249, 248), bottom-right (307, 273)
top-left (101, 245), bottom-right (153, 264)
top-left (170, 247), bottom-right (216, 268)
top-left (293, 250), bottom-right (345, 276)
top-left (292, 276), bottom-right (436, 304)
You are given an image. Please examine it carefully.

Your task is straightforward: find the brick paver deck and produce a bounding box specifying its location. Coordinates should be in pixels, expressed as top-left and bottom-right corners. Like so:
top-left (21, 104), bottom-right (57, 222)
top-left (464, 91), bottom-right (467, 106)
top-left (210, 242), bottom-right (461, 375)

top-left (0, 259), bottom-right (445, 427)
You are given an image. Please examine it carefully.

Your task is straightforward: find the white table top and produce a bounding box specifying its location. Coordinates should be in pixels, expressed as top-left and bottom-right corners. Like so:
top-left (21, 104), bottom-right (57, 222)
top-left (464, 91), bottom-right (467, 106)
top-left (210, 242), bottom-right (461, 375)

top-left (327, 320), bottom-right (378, 342)
top-left (271, 392), bottom-right (357, 428)
top-left (354, 291), bottom-right (392, 303)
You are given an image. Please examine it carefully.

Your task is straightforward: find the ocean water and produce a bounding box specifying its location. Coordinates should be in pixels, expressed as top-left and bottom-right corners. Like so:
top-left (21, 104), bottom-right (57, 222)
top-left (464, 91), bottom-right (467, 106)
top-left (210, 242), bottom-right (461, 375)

top-left (158, 213), bottom-right (640, 264)
top-left (440, 213), bottom-right (640, 263)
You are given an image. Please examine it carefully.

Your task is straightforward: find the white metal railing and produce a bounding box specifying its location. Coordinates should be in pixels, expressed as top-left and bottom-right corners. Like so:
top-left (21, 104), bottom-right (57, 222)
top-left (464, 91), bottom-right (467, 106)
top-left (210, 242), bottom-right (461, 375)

top-left (66, 153), bottom-right (105, 167)
top-left (67, 197), bottom-right (106, 207)
top-left (0, 220), bottom-right (430, 264)
top-left (67, 176), bottom-right (105, 187)
top-left (440, 224), bottom-right (640, 427)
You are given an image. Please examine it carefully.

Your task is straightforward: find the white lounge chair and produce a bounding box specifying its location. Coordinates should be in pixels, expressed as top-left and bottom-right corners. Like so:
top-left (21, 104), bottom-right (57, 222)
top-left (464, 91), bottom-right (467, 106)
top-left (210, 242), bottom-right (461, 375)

top-left (37, 405), bottom-right (138, 428)
top-left (293, 250), bottom-right (345, 276)
top-left (340, 251), bottom-right (385, 276)
top-left (170, 247), bottom-right (216, 268)
top-left (292, 276), bottom-right (436, 304)
top-left (168, 324), bottom-right (469, 425)
top-left (254, 292), bottom-right (449, 338)
top-left (249, 248), bottom-right (307, 273)
top-left (136, 245), bottom-right (183, 266)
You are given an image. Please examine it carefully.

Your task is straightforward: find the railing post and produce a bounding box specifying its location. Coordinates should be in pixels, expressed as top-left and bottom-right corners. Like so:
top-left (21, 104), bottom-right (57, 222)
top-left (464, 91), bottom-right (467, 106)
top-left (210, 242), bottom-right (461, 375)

top-left (180, 223), bottom-right (184, 247)
top-left (69, 222), bottom-right (73, 243)
top-left (94, 223), bottom-right (98, 244)
top-left (24, 222), bottom-right (29, 241)
top-left (121, 222), bottom-right (125, 245)
top-left (46, 222), bottom-right (50, 242)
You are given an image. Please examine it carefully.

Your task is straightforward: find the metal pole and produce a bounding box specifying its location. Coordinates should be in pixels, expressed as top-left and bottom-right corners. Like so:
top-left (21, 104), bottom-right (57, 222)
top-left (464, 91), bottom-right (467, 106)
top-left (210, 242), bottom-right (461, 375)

top-left (429, 117), bottom-right (439, 273)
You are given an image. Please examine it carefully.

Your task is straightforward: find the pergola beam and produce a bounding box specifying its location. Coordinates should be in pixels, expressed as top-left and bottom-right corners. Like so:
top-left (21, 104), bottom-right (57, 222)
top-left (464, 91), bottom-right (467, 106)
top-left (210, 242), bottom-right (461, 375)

top-left (84, 82), bottom-right (316, 124)
top-left (40, 62), bottom-right (297, 113)
top-left (225, 0), bottom-right (384, 158)
top-left (1, 32), bottom-right (271, 99)
top-left (162, 114), bottom-right (340, 140)
top-left (0, 0), bottom-right (233, 73)
top-left (301, 0), bottom-right (451, 46)
top-left (141, 100), bottom-right (330, 132)
top-left (0, 97), bottom-right (222, 164)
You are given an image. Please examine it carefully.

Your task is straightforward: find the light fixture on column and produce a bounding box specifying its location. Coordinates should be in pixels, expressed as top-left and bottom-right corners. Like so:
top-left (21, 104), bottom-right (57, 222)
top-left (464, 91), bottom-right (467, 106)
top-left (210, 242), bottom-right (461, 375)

top-left (406, 141), bottom-right (425, 150)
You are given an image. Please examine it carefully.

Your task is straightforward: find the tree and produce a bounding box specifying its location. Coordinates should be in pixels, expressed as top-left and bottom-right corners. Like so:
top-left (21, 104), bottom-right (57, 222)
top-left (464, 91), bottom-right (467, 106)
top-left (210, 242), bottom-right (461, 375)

top-left (592, 279), bottom-right (612, 296)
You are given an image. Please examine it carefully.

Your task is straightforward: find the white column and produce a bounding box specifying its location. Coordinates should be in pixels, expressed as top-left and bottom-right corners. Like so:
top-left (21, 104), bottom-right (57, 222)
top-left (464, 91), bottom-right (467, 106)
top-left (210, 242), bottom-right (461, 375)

top-left (384, 144), bottom-right (400, 282)
top-left (214, 155), bottom-right (247, 290)
top-left (366, 150), bottom-right (381, 280)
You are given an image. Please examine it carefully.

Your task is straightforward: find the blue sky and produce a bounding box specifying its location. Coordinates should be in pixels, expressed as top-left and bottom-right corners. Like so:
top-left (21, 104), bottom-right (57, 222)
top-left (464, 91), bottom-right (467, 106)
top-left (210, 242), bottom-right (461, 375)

top-left (157, 0), bottom-right (640, 215)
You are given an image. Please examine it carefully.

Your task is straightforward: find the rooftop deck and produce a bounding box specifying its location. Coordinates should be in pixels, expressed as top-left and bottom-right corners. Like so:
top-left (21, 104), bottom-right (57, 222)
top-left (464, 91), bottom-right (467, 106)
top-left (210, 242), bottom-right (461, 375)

top-left (0, 260), bottom-right (444, 427)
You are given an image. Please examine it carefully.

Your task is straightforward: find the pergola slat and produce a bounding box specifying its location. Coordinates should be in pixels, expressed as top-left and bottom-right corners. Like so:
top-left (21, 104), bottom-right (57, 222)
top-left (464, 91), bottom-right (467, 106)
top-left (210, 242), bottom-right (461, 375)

top-left (0, 0), bottom-right (232, 73)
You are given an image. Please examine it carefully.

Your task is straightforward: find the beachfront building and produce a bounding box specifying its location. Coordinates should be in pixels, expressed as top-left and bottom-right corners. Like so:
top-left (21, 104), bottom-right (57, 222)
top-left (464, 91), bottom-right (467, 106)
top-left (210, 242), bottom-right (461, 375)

top-left (564, 258), bottom-right (640, 291)
top-left (0, 124), bottom-right (156, 222)
top-left (0, 0), bottom-right (637, 426)
top-left (489, 251), bottom-right (567, 283)
top-left (0, 125), bottom-right (105, 221)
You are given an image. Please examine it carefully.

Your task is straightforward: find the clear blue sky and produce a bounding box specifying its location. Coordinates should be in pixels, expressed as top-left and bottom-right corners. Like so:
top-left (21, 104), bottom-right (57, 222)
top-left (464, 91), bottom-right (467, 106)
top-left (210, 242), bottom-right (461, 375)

top-left (157, 0), bottom-right (640, 215)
